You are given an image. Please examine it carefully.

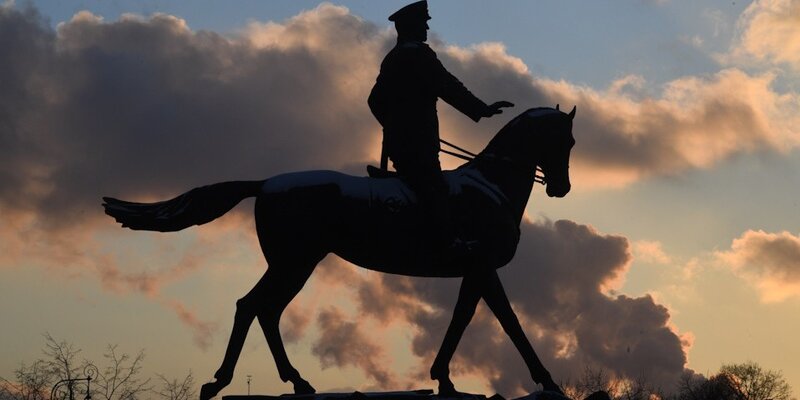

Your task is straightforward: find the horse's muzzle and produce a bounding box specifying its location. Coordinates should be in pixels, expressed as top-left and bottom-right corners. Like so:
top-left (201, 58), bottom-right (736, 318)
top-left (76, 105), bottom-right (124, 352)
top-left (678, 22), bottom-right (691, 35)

top-left (546, 182), bottom-right (571, 198)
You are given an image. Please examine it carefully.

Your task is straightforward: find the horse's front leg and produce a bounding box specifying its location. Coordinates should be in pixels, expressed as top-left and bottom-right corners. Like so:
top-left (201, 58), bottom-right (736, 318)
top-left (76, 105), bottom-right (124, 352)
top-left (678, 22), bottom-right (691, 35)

top-left (481, 270), bottom-right (563, 394)
top-left (430, 270), bottom-right (484, 396)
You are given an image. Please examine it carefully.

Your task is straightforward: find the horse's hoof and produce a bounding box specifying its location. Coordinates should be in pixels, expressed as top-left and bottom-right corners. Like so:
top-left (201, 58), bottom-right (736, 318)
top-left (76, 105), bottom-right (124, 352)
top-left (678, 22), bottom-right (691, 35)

top-left (200, 381), bottom-right (224, 400)
top-left (429, 363), bottom-right (448, 381)
top-left (292, 378), bottom-right (316, 395)
top-left (542, 381), bottom-right (565, 396)
top-left (584, 391), bottom-right (611, 400)
top-left (436, 378), bottom-right (462, 397)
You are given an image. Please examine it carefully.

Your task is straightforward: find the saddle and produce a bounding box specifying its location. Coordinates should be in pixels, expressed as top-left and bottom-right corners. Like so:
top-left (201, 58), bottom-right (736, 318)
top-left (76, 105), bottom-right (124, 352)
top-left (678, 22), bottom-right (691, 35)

top-left (366, 165), bottom-right (397, 179)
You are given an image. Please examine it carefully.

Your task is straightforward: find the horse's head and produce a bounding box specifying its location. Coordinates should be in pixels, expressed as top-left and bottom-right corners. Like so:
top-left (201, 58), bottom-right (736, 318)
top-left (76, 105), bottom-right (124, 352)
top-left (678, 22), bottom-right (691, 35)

top-left (483, 105), bottom-right (576, 198)
top-left (537, 104), bottom-right (575, 198)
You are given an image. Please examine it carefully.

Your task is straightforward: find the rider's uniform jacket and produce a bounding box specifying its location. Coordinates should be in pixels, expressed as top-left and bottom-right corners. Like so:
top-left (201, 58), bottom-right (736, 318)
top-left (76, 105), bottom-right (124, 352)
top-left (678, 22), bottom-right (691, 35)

top-left (368, 39), bottom-right (491, 168)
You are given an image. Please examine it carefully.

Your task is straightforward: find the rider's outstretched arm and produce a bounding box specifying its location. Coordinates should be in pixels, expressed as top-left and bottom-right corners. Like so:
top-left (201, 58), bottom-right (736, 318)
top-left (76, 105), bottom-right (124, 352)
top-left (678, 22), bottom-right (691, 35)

top-left (428, 50), bottom-right (514, 121)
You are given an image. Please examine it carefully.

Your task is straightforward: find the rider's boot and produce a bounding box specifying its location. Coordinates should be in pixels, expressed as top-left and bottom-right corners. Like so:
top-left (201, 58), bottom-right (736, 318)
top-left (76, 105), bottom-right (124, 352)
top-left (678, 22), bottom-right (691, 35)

top-left (427, 188), bottom-right (478, 264)
top-left (437, 235), bottom-right (477, 265)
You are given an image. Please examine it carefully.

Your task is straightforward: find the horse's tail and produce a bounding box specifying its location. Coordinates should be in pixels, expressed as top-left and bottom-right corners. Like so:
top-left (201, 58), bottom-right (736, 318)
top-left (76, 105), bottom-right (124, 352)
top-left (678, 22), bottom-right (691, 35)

top-left (102, 180), bottom-right (264, 232)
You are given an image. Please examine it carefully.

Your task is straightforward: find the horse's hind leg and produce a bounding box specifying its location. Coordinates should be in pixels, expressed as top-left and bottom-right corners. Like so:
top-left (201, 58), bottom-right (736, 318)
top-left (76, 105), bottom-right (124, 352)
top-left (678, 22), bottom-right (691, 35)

top-left (200, 272), bottom-right (273, 400)
top-left (252, 257), bottom-right (320, 394)
top-left (200, 257), bottom-right (319, 400)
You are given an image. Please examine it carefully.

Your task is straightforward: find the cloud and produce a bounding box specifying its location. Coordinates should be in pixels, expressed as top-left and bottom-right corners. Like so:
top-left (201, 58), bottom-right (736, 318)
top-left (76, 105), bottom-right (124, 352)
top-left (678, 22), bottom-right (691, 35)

top-left (309, 220), bottom-right (691, 397)
top-left (165, 300), bottom-right (218, 350)
top-left (717, 229), bottom-right (800, 303)
top-left (280, 303), bottom-right (314, 344)
top-left (0, 3), bottom-right (385, 230)
top-left (633, 240), bottom-right (673, 265)
top-left (0, 196), bottom-right (252, 351)
top-left (722, 0), bottom-right (800, 71)
top-left (311, 307), bottom-right (397, 388)
top-left (679, 35), bottom-right (704, 49)
top-left (431, 44), bottom-right (800, 188)
top-left (3, 1), bottom-right (800, 233)
top-left (20, 3), bottom-right (800, 393)
top-left (0, 3), bottom-right (701, 392)
top-left (439, 220), bottom-right (690, 395)
top-left (536, 69), bottom-right (799, 188)
top-left (703, 9), bottom-right (731, 39)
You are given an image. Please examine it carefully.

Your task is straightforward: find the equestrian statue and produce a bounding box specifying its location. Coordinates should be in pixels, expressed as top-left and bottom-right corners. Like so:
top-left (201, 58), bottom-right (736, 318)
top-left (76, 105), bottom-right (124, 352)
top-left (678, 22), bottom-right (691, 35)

top-left (102, 1), bottom-right (577, 398)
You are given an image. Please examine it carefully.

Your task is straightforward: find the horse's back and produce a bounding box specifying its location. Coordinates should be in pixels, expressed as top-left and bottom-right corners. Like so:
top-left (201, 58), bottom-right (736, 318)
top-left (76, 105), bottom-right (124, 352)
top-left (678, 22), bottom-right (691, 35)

top-left (261, 170), bottom-right (419, 202)
top-left (261, 170), bottom-right (363, 197)
top-left (256, 169), bottom-right (518, 277)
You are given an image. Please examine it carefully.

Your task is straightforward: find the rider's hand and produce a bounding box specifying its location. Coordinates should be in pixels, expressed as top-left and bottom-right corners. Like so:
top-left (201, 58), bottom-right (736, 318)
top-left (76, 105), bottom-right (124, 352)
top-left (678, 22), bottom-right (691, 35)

top-left (484, 101), bottom-right (515, 117)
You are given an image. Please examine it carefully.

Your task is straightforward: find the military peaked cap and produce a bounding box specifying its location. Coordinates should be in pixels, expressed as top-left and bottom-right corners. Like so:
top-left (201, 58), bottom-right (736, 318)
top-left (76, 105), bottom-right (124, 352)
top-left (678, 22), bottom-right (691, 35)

top-left (388, 1), bottom-right (430, 22)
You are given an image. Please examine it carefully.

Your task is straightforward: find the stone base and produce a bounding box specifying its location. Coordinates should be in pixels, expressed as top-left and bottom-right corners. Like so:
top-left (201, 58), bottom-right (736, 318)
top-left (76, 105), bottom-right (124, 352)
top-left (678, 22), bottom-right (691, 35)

top-left (222, 389), bottom-right (608, 400)
top-left (222, 389), bottom-right (492, 400)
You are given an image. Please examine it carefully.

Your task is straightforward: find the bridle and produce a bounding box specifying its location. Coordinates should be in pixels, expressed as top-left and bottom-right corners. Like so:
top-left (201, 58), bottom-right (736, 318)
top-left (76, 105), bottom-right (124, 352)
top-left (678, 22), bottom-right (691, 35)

top-left (439, 138), bottom-right (547, 185)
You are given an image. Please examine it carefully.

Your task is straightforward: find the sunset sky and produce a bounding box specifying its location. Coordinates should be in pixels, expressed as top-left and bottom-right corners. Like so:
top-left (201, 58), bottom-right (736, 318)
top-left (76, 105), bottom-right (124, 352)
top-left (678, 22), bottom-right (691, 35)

top-left (1, 0), bottom-right (799, 398)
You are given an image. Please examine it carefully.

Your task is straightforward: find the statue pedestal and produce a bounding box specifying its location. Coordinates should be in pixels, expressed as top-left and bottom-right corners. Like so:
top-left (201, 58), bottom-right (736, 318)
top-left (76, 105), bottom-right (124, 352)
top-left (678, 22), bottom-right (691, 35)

top-left (220, 389), bottom-right (608, 400)
top-left (222, 389), bottom-right (492, 400)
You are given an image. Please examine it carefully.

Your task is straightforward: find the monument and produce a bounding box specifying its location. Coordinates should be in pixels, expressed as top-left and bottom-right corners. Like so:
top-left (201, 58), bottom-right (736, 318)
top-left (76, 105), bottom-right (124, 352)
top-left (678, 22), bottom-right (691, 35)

top-left (102, 2), bottom-right (603, 399)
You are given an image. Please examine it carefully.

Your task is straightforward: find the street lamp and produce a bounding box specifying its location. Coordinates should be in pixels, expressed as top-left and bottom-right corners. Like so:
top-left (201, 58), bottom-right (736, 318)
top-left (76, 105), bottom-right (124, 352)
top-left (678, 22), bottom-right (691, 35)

top-left (50, 365), bottom-right (99, 400)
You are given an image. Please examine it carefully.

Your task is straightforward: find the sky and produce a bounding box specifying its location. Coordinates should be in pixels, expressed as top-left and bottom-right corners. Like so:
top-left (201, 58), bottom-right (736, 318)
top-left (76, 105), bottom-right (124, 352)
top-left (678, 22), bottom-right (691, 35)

top-left (1, 0), bottom-right (799, 398)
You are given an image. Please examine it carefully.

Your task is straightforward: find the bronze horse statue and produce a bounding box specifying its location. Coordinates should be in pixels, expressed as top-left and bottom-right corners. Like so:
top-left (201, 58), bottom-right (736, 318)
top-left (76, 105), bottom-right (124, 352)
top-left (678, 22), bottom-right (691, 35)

top-left (103, 106), bottom-right (576, 398)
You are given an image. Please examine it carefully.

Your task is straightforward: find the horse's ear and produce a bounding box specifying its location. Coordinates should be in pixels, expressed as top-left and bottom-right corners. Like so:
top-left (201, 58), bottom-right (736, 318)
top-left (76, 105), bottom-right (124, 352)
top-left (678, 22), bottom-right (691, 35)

top-left (555, 104), bottom-right (560, 111)
top-left (568, 105), bottom-right (576, 120)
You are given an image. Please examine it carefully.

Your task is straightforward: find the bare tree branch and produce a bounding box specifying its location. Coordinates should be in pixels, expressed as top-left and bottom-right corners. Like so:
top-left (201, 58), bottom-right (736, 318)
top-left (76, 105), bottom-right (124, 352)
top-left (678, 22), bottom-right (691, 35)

top-left (152, 371), bottom-right (195, 400)
top-left (93, 346), bottom-right (151, 400)
top-left (0, 360), bottom-right (50, 400)
top-left (42, 333), bottom-right (80, 383)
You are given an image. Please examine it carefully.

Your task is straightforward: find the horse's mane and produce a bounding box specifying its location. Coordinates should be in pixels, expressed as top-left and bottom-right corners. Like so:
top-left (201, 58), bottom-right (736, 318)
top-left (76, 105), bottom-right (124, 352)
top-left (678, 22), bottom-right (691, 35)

top-left (480, 107), bottom-right (563, 156)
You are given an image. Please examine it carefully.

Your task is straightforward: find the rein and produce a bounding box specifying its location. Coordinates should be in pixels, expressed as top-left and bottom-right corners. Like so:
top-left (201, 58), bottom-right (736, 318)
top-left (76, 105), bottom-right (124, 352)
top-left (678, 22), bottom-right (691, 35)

top-left (439, 138), bottom-right (546, 185)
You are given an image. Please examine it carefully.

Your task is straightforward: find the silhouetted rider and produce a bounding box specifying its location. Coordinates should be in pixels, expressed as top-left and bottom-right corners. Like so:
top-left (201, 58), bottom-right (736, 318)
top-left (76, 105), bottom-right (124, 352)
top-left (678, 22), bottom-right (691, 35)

top-left (369, 0), bottom-right (513, 249)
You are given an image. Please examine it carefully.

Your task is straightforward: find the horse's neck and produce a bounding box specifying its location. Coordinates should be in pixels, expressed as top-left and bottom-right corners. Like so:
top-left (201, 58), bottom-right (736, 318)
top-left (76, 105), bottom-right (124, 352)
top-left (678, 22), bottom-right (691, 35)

top-left (469, 160), bottom-right (535, 223)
